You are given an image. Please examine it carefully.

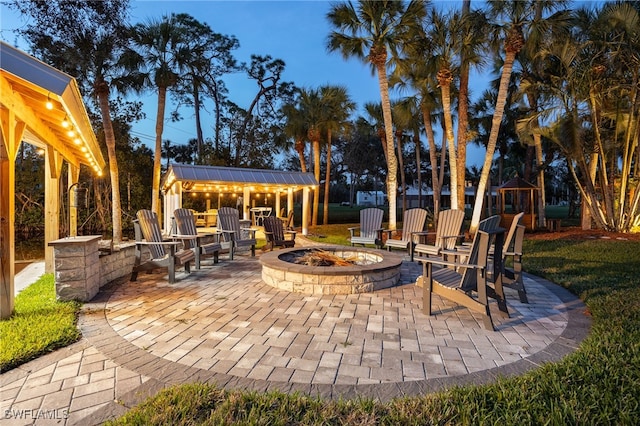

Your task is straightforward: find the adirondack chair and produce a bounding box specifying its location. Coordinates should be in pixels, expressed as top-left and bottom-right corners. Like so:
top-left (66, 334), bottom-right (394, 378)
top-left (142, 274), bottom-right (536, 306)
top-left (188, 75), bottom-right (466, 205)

top-left (217, 207), bottom-right (257, 260)
top-left (263, 216), bottom-right (296, 251)
top-left (131, 209), bottom-right (195, 284)
top-left (349, 208), bottom-right (384, 249)
top-left (383, 208), bottom-right (428, 261)
top-left (446, 214), bottom-right (502, 265)
top-left (502, 223), bottom-right (527, 303)
top-left (413, 209), bottom-right (465, 258)
top-left (416, 227), bottom-right (507, 331)
top-left (172, 208), bottom-right (222, 269)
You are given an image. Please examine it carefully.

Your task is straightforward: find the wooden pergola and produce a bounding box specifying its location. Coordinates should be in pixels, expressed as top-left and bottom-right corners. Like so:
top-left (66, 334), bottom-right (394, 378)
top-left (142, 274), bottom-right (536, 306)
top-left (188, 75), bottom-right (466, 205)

top-left (162, 164), bottom-right (318, 235)
top-left (1, 41), bottom-right (106, 319)
top-left (498, 176), bottom-right (538, 231)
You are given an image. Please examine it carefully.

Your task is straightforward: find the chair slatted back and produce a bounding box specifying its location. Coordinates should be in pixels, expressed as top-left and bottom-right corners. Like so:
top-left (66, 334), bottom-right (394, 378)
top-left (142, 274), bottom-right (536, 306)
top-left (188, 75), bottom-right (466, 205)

top-left (503, 212), bottom-right (524, 254)
top-left (263, 216), bottom-right (286, 242)
top-left (360, 208), bottom-right (384, 240)
top-left (285, 210), bottom-right (294, 230)
top-left (459, 229), bottom-right (493, 292)
top-left (136, 209), bottom-right (166, 259)
top-left (173, 208), bottom-right (198, 250)
top-left (434, 209), bottom-right (465, 250)
top-left (217, 207), bottom-right (241, 242)
top-left (401, 208), bottom-right (428, 241)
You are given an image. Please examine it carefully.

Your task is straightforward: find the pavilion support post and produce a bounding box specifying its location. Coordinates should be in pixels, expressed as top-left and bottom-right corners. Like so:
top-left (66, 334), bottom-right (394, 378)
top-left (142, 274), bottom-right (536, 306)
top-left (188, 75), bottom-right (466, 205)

top-left (287, 189), bottom-right (294, 215)
top-left (44, 146), bottom-right (62, 273)
top-left (68, 165), bottom-right (79, 237)
top-left (275, 192), bottom-right (281, 218)
top-left (243, 187), bottom-right (250, 221)
top-left (0, 109), bottom-right (24, 319)
top-left (302, 187), bottom-right (310, 236)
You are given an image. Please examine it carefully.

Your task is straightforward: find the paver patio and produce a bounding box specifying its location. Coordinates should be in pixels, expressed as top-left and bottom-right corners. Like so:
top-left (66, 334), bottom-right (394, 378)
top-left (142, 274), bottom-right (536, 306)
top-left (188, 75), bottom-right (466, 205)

top-left (0, 239), bottom-right (590, 425)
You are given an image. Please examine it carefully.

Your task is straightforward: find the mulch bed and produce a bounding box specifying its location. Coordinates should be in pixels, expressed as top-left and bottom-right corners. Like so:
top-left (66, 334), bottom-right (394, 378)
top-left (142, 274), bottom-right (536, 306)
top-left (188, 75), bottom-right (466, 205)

top-left (526, 226), bottom-right (640, 241)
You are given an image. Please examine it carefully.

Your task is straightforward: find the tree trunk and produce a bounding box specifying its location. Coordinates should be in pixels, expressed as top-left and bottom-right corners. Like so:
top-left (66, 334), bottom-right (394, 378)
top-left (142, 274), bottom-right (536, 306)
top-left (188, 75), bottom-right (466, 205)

top-left (375, 60), bottom-right (398, 230)
top-left (96, 84), bottom-right (122, 244)
top-left (439, 74), bottom-right (459, 210)
top-left (152, 85), bottom-right (167, 217)
top-left (421, 105), bottom-right (441, 218)
top-left (470, 50), bottom-right (517, 233)
top-left (323, 129), bottom-right (332, 225)
top-left (396, 129), bottom-right (406, 216)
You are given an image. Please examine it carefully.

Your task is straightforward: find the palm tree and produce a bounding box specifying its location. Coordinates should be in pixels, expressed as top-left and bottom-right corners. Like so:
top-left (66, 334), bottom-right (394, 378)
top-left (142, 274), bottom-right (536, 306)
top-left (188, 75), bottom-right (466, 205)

top-left (297, 87), bottom-right (324, 227)
top-left (282, 102), bottom-right (309, 173)
top-left (327, 0), bottom-right (428, 230)
top-left (130, 13), bottom-right (190, 216)
top-left (469, 1), bottom-right (527, 233)
top-left (320, 85), bottom-right (354, 225)
top-left (15, 0), bottom-right (133, 244)
top-left (392, 45), bottom-right (444, 221)
top-left (426, 8), bottom-right (464, 210)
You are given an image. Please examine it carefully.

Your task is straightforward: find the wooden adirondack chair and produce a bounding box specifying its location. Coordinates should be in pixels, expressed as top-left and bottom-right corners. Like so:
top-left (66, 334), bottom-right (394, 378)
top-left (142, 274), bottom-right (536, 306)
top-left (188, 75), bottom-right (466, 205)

top-left (384, 208), bottom-right (428, 261)
top-left (414, 209), bottom-right (465, 258)
top-left (217, 207), bottom-right (257, 260)
top-left (349, 208), bottom-right (384, 249)
top-left (502, 223), bottom-right (527, 303)
top-left (131, 209), bottom-right (195, 284)
top-left (263, 216), bottom-right (296, 251)
top-left (172, 208), bottom-right (222, 269)
top-left (416, 227), bottom-right (508, 331)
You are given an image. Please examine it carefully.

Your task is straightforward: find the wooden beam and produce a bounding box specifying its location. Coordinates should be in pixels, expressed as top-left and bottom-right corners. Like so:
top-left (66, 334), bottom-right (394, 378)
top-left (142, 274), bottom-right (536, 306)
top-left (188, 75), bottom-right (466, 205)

top-left (68, 165), bottom-right (80, 237)
top-left (44, 147), bottom-right (62, 273)
top-left (0, 108), bottom-right (24, 319)
top-left (0, 74), bottom-right (80, 170)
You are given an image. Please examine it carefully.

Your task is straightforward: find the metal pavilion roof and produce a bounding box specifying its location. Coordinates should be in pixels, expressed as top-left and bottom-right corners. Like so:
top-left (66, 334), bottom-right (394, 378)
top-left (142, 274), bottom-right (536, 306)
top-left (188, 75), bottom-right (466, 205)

top-left (0, 41), bottom-right (106, 173)
top-left (163, 163), bottom-right (318, 193)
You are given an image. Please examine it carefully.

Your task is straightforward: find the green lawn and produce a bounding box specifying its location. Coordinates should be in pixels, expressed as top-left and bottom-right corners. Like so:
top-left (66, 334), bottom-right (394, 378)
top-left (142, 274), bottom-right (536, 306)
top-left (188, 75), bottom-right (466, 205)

top-left (0, 274), bottom-right (80, 372)
top-left (106, 228), bottom-right (640, 425)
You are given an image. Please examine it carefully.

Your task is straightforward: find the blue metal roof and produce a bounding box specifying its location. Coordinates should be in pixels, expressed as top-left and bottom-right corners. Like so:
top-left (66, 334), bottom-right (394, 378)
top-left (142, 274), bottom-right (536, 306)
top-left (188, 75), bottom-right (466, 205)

top-left (163, 164), bottom-right (317, 191)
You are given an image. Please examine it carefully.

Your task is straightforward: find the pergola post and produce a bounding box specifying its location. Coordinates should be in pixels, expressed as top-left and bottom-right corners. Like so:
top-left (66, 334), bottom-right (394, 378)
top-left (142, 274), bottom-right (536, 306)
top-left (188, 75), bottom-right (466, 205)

top-left (44, 146), bottom-right (62, 273)
top-left (0, 109), bottom-right (22, 319)
top-left (302, 187), bottom-right (310, 236)
top-left (68, 164), bottom-right (79, 237)
top-left (242, 187), bottom-right (250, 220)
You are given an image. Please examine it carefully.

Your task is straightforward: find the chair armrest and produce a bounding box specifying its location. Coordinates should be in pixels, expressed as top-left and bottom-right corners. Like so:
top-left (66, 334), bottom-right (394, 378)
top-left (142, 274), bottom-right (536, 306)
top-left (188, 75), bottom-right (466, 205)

top-left (241, 228), bottom-right (257, 238)
top-left (416, 256), bottom-right (484, 271)
top-left (412, 231), bottom-right (435, 237)
top-left (171, 234), bottom-right (199, 240)
top-left (136, 240), bottom-right (180, 246)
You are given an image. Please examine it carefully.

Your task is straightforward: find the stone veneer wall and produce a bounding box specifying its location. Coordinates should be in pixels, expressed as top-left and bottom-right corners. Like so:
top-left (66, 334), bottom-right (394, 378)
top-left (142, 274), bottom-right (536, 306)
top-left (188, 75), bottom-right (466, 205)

top-left (99, 243), bottom-right (137, 287)
top-left (50, 237), bottom-right (137, 302)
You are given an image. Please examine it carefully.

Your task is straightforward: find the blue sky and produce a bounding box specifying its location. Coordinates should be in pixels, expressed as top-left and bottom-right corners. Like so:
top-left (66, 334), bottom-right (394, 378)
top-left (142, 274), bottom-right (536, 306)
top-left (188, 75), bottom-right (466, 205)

top-left (1, 0), bottom-right (488, 166)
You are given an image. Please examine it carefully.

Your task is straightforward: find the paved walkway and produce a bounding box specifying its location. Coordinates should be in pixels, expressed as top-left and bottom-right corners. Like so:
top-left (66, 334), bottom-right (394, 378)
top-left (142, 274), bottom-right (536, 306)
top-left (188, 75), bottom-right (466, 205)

top-left (1, 240), bottom-right (591, 425)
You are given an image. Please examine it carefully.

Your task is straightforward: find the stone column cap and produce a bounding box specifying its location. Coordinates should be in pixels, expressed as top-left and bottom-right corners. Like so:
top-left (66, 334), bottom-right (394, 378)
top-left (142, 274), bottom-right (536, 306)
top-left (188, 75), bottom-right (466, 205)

top-left (49, 235), bottom-right (103, 246)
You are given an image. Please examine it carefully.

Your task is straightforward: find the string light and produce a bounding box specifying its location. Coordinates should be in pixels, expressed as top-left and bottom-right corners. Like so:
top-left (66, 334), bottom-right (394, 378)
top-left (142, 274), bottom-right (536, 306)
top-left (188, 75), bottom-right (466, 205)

top-left (45, 93), bottom-right (53, 110)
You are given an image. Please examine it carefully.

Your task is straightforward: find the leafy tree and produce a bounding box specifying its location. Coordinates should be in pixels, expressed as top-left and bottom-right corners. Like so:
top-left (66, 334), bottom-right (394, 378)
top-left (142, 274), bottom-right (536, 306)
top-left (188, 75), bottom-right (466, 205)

top-left (168, 14), bottom-right (240, 161)
top-left (11, 0), bottom-right (134, 244)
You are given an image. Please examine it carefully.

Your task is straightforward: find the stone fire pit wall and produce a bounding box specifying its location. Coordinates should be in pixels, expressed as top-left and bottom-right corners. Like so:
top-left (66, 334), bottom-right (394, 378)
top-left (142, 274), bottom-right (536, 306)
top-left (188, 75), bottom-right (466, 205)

top-left (260, 246), bottom-right (403, 295)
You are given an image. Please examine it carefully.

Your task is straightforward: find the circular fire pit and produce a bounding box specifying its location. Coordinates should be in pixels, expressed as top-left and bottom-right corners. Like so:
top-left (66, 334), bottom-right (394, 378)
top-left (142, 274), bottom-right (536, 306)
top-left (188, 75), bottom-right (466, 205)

top-left (260, 246), bottom-right (403, 294)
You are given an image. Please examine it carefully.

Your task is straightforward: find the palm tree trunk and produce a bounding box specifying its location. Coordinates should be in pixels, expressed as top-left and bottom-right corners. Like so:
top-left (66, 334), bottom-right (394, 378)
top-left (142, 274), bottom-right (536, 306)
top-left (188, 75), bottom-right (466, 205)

top-left (396, 130), bottom-right (406, 216)
top-left (440, 81), bottom-right (459, 210)
top-left (456, 0), bottom-right (471, 211)
top-left (421, 105), bottom-right (441, 217)
top-left (470, 50), bottom-right (517, 233)
top-left (96, 87), bottom-right (122, 244)
top-left (152, 86), bottom-right (167, 217)
top-left (323, 130), bottom-right (332, 225)
top-left (312, 136), bottom-right (321, 227)
top-left (375, 61), bottom-right (398, 230)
